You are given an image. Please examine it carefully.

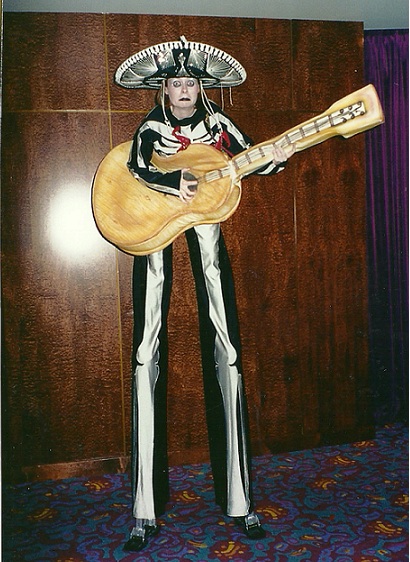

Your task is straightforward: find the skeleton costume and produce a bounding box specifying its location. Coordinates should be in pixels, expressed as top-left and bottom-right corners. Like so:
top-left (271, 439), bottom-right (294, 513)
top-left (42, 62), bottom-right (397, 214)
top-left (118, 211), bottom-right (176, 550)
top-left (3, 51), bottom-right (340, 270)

top-left (115, 37), bottom-right (286, 551)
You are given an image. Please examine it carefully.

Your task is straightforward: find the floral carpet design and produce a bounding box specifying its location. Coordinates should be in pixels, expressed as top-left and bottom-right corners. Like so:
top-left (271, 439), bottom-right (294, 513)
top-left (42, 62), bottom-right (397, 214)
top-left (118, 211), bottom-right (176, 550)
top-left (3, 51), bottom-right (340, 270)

top-left (3, 424), bottom-right (408, 561)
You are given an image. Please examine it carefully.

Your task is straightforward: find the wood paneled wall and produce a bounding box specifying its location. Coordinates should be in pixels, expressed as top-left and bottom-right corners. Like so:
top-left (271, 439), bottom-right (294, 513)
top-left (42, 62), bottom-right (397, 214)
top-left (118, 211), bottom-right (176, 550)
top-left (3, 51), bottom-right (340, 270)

top-left (2, 13), bottom-right (373, 483)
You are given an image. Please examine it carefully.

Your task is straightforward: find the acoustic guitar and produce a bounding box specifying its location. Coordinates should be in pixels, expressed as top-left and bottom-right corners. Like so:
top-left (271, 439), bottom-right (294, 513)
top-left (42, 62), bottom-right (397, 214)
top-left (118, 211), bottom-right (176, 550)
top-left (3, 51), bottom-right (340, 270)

top-left (92, 84), bottom-right (384, 256)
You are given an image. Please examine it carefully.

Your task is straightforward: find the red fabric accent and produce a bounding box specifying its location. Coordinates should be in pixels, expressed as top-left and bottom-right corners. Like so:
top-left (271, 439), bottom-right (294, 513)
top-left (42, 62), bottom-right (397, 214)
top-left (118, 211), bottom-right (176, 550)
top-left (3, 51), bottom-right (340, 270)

top-left (214, 130), bottom-right (234, 157)
top-left (172, 127), bottom-right (191, 152)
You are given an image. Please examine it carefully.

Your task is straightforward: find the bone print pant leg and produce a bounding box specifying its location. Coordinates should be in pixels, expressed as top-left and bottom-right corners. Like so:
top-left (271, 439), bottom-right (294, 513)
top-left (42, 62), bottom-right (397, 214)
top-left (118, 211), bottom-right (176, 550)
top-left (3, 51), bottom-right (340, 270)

top-left (185, 223), bottom-right (253, 517)
top-left (131, 246), bottom-right (172, 520)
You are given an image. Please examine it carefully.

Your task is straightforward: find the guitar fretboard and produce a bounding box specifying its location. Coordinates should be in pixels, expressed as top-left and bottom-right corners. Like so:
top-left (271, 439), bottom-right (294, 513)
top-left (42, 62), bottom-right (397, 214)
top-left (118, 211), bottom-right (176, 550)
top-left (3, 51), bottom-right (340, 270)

top-left (232, 101), bottom-right (366, 174)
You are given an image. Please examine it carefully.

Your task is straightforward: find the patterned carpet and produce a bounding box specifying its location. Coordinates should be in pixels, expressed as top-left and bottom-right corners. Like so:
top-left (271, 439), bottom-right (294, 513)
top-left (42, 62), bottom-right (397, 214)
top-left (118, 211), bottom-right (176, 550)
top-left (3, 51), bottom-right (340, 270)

top-left (3, 424), bottom-right (408, 561)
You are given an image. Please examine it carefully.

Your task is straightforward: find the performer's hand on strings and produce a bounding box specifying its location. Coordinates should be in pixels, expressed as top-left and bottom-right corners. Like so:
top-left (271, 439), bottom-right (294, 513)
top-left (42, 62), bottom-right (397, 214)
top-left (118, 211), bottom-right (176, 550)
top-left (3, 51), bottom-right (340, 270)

top-left (271, 144), bottom-right (296, 167)
top-left (179, 169), bottom-right (198, 202)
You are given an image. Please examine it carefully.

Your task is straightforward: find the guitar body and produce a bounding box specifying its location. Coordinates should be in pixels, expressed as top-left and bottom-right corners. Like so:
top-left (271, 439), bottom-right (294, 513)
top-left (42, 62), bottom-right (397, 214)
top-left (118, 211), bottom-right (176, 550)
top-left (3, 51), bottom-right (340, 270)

top-left (92, 143), bottom-right (241, 255)
top-left (92, 84), bottom-right (384, 256)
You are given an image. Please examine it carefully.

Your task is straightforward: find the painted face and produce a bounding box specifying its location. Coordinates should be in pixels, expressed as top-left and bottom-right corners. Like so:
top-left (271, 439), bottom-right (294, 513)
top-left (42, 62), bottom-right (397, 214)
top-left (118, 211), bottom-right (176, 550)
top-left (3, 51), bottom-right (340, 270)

top-left (165, 77), bottom-right (200, 117)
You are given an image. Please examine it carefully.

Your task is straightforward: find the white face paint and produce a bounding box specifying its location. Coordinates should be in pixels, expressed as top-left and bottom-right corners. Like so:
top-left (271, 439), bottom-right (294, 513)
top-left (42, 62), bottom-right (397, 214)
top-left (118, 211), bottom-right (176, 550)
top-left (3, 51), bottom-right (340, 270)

top-left (165, 77), bottom-right (200, 119)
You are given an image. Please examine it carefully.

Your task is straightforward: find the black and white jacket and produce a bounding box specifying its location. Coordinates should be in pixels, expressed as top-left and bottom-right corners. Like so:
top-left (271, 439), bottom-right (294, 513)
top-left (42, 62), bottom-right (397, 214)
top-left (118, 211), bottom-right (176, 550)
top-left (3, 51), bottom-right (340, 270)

top-left (128, 101), bottom-right (283, 197)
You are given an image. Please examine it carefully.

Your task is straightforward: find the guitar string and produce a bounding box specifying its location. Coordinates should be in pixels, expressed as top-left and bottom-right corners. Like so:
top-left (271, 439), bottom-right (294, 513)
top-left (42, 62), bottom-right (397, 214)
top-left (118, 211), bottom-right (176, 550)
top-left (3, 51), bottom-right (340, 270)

top-left (228, 102), bottom-right (366, 171)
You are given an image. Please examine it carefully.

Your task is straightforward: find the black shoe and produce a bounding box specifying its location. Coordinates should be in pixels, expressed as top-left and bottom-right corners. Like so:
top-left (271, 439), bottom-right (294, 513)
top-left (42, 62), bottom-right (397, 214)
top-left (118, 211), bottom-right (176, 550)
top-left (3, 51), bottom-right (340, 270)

top-left (237, 513), bottom-right (267, 540)
top-left (243, 519), bottom-right (266, 539)
top-left (123, 524), bottom-right (160, 552)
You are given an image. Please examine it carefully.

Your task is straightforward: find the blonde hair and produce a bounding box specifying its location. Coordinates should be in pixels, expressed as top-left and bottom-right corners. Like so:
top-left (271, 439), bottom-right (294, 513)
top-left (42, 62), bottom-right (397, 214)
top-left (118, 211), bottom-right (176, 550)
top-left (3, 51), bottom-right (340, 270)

top-left (155, 81), bottom-right (166, 106)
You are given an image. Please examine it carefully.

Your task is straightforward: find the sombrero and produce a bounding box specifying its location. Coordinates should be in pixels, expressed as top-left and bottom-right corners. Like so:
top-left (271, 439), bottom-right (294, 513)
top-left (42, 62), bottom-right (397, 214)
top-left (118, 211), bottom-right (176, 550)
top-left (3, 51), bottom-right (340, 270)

top-left (114, 35), bottom-right (247, 89)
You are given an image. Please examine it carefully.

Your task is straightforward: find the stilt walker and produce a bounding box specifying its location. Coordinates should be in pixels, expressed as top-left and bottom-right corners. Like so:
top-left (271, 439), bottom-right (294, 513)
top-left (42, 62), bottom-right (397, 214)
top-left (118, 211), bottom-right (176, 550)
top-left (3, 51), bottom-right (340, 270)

top-left (113, 37), bottom-right (295, 552)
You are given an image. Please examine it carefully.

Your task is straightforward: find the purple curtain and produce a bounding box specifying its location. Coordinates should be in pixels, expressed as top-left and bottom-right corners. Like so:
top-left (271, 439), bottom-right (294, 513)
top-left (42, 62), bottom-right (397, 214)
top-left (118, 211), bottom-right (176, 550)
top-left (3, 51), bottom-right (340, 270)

top-left (364, 30), bottom-right (408, 424)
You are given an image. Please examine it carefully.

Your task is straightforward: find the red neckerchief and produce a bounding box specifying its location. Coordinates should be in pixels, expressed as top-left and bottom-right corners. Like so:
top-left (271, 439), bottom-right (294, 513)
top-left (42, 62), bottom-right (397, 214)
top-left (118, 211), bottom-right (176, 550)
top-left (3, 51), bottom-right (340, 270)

top-left (172, 126), bottom-right (234, 157)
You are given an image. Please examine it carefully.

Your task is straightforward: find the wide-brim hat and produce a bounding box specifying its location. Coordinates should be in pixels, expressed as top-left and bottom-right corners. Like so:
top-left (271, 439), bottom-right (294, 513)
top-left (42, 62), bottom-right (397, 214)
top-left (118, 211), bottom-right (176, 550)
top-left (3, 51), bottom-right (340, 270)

top-left (114, 36), bottom-right (247, 89)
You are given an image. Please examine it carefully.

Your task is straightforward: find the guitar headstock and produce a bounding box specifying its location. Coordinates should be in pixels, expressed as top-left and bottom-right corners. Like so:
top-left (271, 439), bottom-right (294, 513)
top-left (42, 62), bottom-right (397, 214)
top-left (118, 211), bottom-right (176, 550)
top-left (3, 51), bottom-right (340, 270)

top-left (328, 84), bottom-right (385, 138)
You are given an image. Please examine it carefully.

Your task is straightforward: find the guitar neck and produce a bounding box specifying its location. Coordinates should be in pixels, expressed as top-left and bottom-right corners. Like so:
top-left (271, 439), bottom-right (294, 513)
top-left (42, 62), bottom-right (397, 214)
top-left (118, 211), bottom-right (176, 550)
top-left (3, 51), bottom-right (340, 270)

top-left (230, 84), bottom-right (384, 178)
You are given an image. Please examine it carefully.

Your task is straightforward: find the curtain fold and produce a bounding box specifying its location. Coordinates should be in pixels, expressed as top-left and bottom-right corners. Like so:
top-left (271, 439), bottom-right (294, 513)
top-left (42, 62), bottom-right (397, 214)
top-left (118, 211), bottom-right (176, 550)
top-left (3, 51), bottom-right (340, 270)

top-left (364, 30), bottom-right (408, 423)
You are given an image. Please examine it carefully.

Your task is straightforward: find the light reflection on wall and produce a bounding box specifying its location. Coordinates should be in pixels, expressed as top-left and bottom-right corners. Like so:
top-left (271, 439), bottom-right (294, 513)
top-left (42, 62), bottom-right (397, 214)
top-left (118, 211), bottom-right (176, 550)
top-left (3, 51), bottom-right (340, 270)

top-left (48, 185), bottom-right (110, 261)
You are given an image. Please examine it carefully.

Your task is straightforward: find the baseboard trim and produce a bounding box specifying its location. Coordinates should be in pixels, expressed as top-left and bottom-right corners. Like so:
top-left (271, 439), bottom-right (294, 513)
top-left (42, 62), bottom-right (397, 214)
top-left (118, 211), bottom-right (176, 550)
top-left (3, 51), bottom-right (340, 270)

top-left (19, 439), bottom-right (268, 483)
top-left (22, 456), bottom-right (130, 482)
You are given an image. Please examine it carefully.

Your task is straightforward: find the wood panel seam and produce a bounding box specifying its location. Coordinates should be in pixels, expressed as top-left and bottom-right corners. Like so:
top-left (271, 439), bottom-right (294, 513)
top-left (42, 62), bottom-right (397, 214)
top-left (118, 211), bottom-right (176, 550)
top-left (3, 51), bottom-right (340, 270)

top-left (103, 13), bottom-right (127, 456)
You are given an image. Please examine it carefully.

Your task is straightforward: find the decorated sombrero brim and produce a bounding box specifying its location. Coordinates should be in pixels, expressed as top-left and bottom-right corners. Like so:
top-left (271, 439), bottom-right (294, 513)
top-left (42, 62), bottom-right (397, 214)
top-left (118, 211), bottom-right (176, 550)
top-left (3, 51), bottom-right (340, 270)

top-left (114, 36), bottom-right (247, 89)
